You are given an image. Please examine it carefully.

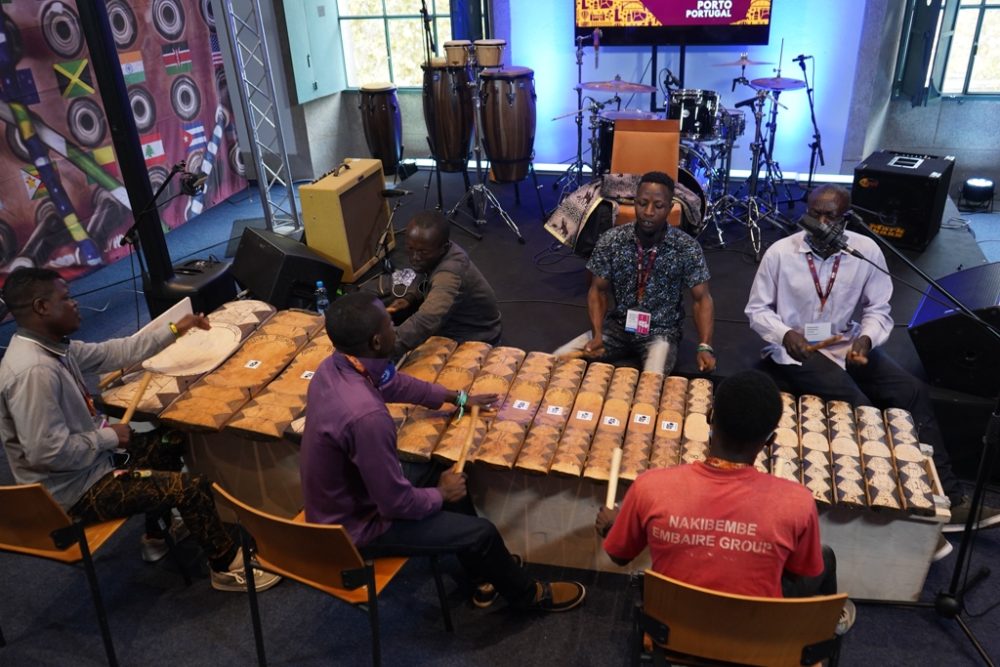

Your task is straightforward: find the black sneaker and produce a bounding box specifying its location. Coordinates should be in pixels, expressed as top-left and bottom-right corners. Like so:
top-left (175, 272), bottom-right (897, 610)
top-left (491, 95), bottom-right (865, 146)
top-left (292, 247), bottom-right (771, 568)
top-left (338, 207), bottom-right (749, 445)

top-left (943, 496), bottom-right (1000, 533)
top-left (471, 554), bottom-right (523, 609)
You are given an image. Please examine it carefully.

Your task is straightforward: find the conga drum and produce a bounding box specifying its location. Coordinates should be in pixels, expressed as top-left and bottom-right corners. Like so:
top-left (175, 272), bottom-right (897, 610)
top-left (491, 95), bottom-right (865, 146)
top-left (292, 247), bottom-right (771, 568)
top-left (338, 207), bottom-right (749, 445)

top-left (422, 61), bottom-right (474, 173)
top-left (359, 82), bottom-right (402, 175)
top-left (480, 66), bottom-right (536, 183)
top-left (443, 40), bottom-right (471, 67)
top-left (473, 39), bottom-right (505, 67)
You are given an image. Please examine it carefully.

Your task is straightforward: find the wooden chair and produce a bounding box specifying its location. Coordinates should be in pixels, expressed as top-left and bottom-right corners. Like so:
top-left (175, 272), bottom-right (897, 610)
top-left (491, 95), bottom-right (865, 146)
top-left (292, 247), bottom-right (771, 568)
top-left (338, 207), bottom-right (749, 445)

top-left (0, 483), bottom-right (129, 666)
top-left (213, 483), bottom-right (453, 667)
top-left (633, 570), bottom-right (848, 667)
top-left (608, 119), bottom-right (683, 229)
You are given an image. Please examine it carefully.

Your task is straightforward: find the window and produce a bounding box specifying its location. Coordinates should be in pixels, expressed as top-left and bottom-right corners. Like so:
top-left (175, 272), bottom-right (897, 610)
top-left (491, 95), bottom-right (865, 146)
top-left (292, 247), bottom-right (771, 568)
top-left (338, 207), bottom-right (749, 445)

top-left (337, 0), bottom-right (453, 88)
top-left (896, 0), bottom-right (1000, 102)
top-left (941, 0), bottom-right (1000, 94)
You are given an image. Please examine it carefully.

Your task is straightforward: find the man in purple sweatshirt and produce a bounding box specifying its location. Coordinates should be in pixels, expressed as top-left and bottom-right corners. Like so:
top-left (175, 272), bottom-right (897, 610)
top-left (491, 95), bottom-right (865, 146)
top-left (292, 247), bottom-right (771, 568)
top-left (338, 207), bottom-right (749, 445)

top-left (300, 292), bottom-right (585, 612)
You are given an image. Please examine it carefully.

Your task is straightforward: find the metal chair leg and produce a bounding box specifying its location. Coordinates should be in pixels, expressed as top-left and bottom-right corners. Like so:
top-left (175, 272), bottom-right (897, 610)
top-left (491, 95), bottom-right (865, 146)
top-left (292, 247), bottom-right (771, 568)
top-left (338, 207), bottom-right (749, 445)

top-left (429, 556), bottom-right (453, 633)
top-left (365, 564), bottom-right (381, 667)
top-left (77, 526), bottom-right (119, 667)
top-left (239, 528), bottom-right (267, 667)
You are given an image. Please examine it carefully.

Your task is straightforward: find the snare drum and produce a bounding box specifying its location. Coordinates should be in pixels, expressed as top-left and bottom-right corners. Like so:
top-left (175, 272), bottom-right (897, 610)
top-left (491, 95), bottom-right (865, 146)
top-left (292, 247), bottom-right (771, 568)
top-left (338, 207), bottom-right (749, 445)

top-left (359, 82), bottom-right (402, 174)
top-left (422, 63), bottom-right (474, 172)
top-left (473, 39), bottom-right (506, 68)
top-left (595, 109), bottom-right (662, 174)
top-left (443, 40), bottom-right (471, 67)
top-left (667, 89), bottom-right (719, 139)
top-left (718, 107), bottom-right (747, 143)
top-left (480, 66), bottom-right (536, 183)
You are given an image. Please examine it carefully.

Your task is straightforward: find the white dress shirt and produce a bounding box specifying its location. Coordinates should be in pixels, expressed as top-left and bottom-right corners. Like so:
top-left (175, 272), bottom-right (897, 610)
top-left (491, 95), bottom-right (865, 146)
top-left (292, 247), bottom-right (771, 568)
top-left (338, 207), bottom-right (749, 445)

top-left (745, 231), bottom-right (894, 369)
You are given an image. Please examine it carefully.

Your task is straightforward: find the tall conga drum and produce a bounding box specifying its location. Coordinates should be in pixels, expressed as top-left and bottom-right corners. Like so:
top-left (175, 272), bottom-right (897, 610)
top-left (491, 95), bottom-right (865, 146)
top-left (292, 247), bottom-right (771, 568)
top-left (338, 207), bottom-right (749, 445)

top-left (422, 59), bottom-right (474, 173)
top-left (480, 66), bottom-right (536, 183)
top-left (359, 82), bottom-right (402, 175)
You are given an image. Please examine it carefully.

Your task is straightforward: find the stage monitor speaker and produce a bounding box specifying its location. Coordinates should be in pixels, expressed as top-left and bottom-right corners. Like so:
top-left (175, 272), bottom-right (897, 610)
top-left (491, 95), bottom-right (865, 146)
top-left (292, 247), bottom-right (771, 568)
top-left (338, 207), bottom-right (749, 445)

top-left (908, 262), bottom-right (1000, 397)
top-left (852, 150), bottom-right (955, 251)
top-left (230, 227), bottom-right (344, 310)
top-left (299, 157), bottom-right (393, 283)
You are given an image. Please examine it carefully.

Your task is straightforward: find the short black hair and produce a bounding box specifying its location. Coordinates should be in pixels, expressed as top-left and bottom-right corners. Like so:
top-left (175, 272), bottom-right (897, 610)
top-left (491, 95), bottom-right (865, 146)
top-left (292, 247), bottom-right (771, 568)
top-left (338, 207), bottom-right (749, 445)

top-left (408, 209), bottom-right (450, 244)
top-left (638, 171), bottom-right (675, 197)
top-left (712, 370), bottom-right (782, 449)
top-left (324, 291), bottom-right (384, 353)
top-left (808, 183), bottom-right (850, 207)
top-left (2, 267), bottom-right (61, 314)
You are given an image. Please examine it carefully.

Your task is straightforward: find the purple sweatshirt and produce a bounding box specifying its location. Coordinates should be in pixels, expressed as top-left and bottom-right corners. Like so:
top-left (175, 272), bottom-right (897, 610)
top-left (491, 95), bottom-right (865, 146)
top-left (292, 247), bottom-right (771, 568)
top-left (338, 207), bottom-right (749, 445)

top-left (300, 352), bottom-right (449, 545)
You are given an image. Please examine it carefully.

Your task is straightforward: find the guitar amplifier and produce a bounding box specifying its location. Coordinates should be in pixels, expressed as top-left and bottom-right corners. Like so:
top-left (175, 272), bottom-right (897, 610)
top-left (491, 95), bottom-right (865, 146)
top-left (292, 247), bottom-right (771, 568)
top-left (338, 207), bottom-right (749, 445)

top-left (299, 158), bottom-right (392, 283)
top-left (851, 150), bottom-right (955, 251)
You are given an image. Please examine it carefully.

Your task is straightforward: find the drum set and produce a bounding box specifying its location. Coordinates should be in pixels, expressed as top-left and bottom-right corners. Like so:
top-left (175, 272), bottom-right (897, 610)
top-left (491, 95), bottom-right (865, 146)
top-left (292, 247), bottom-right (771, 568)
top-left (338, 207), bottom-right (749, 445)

top-left (551, 46), bottom-right (809, 256)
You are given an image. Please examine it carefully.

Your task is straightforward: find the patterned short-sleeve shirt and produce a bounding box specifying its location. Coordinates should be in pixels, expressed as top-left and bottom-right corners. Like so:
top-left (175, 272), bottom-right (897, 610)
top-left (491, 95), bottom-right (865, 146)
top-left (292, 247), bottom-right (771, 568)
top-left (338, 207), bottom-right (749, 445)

top-left (587, 224), bottom-right (710, 340)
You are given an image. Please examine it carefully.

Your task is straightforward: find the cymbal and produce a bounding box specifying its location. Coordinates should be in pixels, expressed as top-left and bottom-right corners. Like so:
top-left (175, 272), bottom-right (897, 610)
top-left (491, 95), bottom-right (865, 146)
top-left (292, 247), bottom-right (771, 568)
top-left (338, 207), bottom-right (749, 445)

top-left (751, 77), bottom-right (806, 91)
top-left (713, 56), bottom-right (773, 67)
top-left (580, 79), bottom-right (656, 94)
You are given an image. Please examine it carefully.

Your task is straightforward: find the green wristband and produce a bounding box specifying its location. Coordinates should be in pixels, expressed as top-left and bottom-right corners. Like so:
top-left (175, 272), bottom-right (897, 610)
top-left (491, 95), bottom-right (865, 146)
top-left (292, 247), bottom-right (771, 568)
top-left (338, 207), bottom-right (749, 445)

top-left (697, 343), bottom-right (714, 354)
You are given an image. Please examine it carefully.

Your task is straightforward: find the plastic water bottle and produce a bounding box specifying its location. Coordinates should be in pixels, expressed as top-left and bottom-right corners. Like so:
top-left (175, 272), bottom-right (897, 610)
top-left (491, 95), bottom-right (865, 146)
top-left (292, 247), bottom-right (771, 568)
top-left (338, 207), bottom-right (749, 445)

top-left (314, 280), bottom-right (330, 314)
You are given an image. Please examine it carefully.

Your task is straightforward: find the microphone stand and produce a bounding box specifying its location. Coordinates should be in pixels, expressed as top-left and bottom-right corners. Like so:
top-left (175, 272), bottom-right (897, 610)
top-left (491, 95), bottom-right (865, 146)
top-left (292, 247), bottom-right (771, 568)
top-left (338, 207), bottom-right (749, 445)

top-left (798, 56), bottom-right (824, 200)
top-left (120, 161), bottom-right (187, 285)
top-left (849, 204), bottom-right (1000, 666)
top-left (376, 197), bottom-right (404, 276)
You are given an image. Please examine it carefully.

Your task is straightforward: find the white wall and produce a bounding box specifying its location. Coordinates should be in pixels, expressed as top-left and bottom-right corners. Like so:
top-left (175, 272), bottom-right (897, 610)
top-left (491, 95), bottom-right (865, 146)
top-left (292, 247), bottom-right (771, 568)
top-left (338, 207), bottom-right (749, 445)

top-left (503, 0), bottom-right (867, 177)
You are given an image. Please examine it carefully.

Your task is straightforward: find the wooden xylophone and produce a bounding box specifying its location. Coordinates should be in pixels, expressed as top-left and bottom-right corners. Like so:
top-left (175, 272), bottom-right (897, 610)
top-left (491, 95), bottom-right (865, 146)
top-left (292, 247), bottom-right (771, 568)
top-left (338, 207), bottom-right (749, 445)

top-left (393, 338), bottom-right (941, 517)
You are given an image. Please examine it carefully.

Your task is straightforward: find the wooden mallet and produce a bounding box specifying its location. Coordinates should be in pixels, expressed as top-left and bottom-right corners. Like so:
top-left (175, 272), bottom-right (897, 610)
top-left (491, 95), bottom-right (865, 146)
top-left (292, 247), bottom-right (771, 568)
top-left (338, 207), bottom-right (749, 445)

top-left (605, 447), bottom-right (624, 509)
top-left (452, 404), bottom-right (480, 474)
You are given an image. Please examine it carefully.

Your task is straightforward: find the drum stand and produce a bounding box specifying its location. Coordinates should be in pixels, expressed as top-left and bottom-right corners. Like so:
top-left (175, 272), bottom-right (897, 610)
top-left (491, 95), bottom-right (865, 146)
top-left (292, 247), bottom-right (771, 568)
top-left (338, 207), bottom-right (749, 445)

top-left (761, 91), bottom-right (797, 209)
top-left (447, 59), bottom-right (525, 244)
top-left (717, 92), bottom-right (792, 259)
top-left (551, 34), bottom-right (592, 203)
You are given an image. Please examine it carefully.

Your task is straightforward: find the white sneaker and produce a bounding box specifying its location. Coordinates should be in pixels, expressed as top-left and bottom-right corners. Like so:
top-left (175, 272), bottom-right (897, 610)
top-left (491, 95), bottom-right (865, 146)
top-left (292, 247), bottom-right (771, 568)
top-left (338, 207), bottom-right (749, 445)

top-left (140, 516), bottom-right (190, 562)
top-left (835, 599), bottom-right (856, 635)
top-left (211, 548), bottom-right (282, 593)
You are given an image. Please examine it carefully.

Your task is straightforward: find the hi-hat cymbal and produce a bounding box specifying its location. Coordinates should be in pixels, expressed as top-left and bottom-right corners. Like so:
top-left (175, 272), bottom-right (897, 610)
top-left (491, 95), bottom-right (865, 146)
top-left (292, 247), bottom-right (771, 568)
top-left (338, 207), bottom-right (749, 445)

top-left (713, 56), bottom-right (773, 67)
top-left (580, 79), bottom-right (656, 94)
top-left (750, 76), bottom-right (806, 91)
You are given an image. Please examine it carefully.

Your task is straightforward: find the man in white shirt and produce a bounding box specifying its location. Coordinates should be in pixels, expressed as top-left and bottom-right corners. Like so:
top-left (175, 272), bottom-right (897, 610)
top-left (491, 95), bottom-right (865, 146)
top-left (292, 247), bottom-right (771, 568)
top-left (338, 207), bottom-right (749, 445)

top-left (745, 185), bottom-right (999, 539)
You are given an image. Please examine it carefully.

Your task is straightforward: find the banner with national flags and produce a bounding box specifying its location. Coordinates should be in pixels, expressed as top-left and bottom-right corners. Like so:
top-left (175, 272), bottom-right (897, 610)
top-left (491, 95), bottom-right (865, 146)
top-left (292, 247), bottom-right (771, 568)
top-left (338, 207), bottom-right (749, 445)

top-left (140, 132), bottom-right (166, 167)
top-left (13, 68), bottom-right (40, 105)
top-left (162, 42), bottom-right (193, 76)
top-left (210, 32), bottom-right (224, 67)
top-left (182, 122), bottom-right (207, 151)
top-left (21, 166), bottom-right (54, 200)
top-left (54, 59), bottom-right (94, 98)
top-left (120, 51), bottom-right (146, 85)
top-left (89, 145), bottom-right (121, 182)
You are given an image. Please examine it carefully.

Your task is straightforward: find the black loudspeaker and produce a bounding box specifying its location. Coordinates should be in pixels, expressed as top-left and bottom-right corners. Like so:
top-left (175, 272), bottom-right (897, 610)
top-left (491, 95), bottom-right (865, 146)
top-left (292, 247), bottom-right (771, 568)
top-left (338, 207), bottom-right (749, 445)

top-left (144, 259), bottom-right (238, 317)
top-left (908, 262), bottom-right (1000, 397)
top-left (852, 150), bottom-right (955, 250)
top-left (230, 227), bottom-right (344, 309)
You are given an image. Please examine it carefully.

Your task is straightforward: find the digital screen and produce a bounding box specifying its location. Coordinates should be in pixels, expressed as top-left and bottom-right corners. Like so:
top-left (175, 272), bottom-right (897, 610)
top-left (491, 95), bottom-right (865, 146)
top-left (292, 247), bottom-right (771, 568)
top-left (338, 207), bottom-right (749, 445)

top-left (575, 0), bottom-right (773, 46)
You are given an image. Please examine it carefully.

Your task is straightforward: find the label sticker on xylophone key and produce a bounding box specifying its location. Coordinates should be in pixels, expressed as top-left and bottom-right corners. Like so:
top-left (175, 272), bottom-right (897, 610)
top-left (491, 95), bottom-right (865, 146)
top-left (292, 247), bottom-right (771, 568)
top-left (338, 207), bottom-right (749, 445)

top-left (634, 414), bottom-right (651, 425)
top-left (576, 410), bottom-right (594, 421)
top-left (300, 370), bottom-right (315, 380)
top-left (660, 420), bottom-right (679, 431)
top-left (244, 359), bottom-right (262, 369)
top-left (546, 405), bottom-right (566, 416)
top-left (513, 399), bottom-right (531, 410)
top-left (602, 416), bottom-right (621, 426)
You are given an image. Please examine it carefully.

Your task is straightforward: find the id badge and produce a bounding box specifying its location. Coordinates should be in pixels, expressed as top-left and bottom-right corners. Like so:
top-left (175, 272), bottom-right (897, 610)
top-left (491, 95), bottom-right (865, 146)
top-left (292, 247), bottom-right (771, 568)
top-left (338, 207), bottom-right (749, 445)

top-left (625, 309), bottom-right (652, 335)
top-left (804, 322), bottom-right (832, 343)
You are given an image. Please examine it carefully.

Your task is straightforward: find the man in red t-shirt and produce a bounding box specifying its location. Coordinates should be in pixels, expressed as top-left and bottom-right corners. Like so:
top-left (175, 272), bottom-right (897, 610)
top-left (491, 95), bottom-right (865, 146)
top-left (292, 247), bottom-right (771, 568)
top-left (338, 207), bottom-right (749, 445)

top-left (597, 371), bottom-right (849, 621)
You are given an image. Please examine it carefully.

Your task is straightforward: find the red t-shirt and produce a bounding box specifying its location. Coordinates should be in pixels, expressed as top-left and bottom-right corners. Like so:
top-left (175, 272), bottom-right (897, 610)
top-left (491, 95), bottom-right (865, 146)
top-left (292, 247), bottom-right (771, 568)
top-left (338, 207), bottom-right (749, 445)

top-left (604, 462), bottom-right (823, 598)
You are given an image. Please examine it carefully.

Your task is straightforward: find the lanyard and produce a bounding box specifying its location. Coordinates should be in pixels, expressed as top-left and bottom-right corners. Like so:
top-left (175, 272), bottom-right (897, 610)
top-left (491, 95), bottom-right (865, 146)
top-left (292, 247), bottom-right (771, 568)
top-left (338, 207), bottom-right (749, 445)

top-left (704, 456), bottom-right (751, 470)
top-left (635, 240), bottom-right (658, 305)
top-left (341, 353), bottom-right (377, 388)
top-left (58, 356), bottom-right (97, 417)
top-left (805, 253), bottom-right (842, 313)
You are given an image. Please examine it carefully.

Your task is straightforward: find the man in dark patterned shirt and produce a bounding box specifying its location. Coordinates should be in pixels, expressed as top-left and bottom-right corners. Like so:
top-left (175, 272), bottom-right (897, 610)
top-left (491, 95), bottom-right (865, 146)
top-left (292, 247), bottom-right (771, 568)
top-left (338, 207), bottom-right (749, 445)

top-left (554, 171), bottom-right (716, 374)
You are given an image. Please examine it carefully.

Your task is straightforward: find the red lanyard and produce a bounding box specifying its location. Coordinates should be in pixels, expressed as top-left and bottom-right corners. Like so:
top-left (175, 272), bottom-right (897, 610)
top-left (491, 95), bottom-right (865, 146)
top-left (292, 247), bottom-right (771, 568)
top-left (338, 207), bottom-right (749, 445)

top-left (635, 241), bottom-right (658, 305)
top-left (704, 456), bottom-right (751, 470)
top-left (805, 253), bottom-right (842, 313)
top-left (58, 356), bottom-right (97, 417)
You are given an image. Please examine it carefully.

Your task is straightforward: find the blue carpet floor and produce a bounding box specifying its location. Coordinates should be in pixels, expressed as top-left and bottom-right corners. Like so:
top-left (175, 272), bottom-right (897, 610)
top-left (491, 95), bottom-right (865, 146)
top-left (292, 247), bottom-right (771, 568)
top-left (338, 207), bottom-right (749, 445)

top-left (962, 210), bottom-right (1000, 263)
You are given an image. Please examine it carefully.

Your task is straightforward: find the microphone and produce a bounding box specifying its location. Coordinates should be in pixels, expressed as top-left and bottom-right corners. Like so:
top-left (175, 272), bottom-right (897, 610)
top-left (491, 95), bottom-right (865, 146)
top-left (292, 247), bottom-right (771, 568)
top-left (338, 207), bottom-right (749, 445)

top-left (793, 54), bottom-right (812, 64)
top-left (593, 29), bottom-right (602, 69)
top-left (797, 213), bottom-right (864, 259)
top-left (180, 171), bottom-right (207, 196)
top-left (664, 68), bottom-right (680, 89)
top-left (380, 188), bottom-right (412, 198)
top-left (733, 95), bottom-right (758, 109)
